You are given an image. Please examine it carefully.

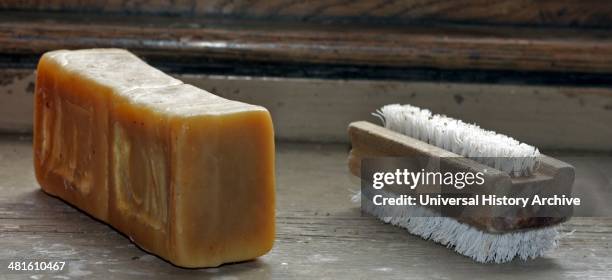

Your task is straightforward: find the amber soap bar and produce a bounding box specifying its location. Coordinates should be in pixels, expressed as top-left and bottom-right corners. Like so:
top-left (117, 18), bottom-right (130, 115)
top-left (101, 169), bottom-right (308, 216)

top-left (33, 49), bottom-right (275, 268)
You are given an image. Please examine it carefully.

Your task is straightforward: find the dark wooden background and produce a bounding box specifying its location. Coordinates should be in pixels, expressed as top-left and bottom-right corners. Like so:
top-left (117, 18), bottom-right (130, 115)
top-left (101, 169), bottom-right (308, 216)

top-left (3, 0), bottom-right (612, 28)
top-left (2, 1), bottom-right (612, 80)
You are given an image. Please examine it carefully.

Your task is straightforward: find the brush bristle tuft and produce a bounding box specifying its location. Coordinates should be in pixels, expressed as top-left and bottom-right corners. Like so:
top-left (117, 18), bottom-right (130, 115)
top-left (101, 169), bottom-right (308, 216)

top-left (354, 191), bottom-right (559, 263)
top-left (373, 104), bottom-right (540, 176)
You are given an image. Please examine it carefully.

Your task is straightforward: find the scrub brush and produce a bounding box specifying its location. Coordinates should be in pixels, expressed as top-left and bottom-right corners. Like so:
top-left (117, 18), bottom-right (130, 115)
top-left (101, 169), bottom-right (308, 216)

top-left (348, 104), bottom-right (574, 263)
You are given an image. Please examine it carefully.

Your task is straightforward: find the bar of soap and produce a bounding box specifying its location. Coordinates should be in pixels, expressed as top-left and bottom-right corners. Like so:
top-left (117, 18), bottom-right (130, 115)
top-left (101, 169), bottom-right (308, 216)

top-left (33, 49), bottom-right (275, 268)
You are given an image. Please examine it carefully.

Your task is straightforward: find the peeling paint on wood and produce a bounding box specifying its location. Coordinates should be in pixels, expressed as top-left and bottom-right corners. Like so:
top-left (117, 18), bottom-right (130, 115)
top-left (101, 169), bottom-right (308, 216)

top-left (182, 75), bottom-right (612, 150)
top-left (0, 69), bottom-right (35, 133)
top-left (2, 69), bottom-right (612, 150)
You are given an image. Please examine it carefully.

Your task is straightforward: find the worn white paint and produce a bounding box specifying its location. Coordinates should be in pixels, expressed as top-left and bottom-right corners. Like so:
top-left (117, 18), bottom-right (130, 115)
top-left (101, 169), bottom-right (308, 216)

top-left (2, 69), bottom-right (612, 150)
top-left (0, 70), bottom-right (35, 133)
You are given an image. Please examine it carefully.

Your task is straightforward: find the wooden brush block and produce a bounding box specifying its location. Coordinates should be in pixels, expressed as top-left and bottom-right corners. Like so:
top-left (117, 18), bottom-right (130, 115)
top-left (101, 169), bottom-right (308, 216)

top-left (348, 121), bottom-right (575, 233)
top-left (33, 49), bottom-right (275, 268)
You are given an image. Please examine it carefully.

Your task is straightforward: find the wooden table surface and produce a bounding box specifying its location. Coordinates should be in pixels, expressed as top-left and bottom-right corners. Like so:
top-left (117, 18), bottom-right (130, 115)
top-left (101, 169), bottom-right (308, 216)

top-left (0, 136), bottom-right (611, 279)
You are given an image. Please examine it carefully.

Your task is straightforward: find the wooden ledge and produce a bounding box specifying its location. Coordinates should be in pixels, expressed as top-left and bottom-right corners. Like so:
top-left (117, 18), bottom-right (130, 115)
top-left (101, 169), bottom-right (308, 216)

top-left (1, 12), bottom-right (612, 74)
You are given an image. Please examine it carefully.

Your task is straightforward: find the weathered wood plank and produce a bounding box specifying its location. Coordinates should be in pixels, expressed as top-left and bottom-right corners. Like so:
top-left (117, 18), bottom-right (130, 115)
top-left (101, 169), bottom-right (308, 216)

top-left (0, 69), bottom-right (34, 134)
top-left (2, 69), bottom-right (612, 150)
top-left (2, 0), bottom-right (612, 28)
top-left (184, 75), bottom-right (612, 150)
top-left (2, 12), bottom-right (612, 74)
top-left (0, 137), bottom-right (611, 279)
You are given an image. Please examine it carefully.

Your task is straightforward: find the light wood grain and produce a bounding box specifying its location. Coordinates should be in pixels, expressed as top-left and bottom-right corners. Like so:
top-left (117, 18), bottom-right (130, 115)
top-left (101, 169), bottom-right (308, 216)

top-left (0, 137), bottom-right (611, 279)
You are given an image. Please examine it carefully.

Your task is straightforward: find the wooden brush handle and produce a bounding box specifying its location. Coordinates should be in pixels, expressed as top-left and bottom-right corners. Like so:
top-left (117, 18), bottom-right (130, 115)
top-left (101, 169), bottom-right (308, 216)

top-left (348, 121), bottom-right (575, 233)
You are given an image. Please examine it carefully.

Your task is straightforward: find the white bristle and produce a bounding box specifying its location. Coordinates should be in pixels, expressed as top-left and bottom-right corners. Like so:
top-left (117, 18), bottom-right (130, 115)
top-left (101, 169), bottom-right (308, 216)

top-left (352, 192), bottom-right (559, 263)
top-left (373, 104), bottom-right (540, 176)
top-left (360, 104), bottom-right (554, 262)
